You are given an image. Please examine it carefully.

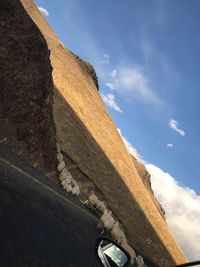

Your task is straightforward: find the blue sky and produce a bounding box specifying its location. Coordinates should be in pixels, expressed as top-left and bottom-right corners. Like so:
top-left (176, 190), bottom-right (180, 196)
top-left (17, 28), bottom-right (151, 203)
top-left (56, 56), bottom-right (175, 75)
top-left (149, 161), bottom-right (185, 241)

top-left (35, 0), bottom-right (200, 260)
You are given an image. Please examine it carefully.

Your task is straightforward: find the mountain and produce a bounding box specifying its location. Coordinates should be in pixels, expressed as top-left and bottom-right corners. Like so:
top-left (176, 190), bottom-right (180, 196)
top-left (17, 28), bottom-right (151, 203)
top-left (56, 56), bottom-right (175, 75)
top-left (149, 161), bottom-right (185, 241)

top-left (0, 0), bottom-right (187, 265)
top-left (130, 156), bottom-right (166, 220)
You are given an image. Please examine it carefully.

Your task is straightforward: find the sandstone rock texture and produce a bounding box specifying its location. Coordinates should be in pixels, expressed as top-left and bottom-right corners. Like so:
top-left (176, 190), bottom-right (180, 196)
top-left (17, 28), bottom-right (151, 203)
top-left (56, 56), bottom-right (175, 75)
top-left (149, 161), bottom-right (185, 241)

top-left (131, 156), bottom-right (166, 220)
top-left (0, 0), bottom-right (57, 174)
top-left (70, 51), bottom-right (99, 91)
top-left (0, 0), bottom-right (187, 265)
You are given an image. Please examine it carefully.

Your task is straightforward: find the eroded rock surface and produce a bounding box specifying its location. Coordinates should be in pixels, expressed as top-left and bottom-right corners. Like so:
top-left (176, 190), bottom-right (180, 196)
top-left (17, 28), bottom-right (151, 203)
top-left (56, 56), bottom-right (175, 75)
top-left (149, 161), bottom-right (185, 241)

top-left (0, 0), bottom-right (57, 174)
top-left (70, 52), bottom-right (99, 91)
top-left (131, 156), bottom-right (166, 219)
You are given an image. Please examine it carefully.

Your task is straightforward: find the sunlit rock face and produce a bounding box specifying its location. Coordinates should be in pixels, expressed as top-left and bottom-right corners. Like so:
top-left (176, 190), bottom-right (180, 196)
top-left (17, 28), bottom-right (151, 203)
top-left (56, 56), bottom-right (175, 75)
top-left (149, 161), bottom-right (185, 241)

top-left (0, 0), bottom-right (57, 174)
top-left (131, 155), bottom-right (166, 219)
top-left (70, 52), bottom-right (99, 91)
top-left (0, 0), bottom-right (187, 265)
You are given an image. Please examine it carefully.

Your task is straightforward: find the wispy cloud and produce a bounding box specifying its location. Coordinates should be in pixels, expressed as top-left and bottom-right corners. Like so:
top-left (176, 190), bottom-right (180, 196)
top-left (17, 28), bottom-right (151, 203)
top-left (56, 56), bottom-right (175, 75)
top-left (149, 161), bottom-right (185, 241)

top-left (166, 143), bottom-right (174, 149)
top-left (140, 19), bottom-right (180, 84)
top-left (38, 6), bottom-right (49, 16)
top-left (105, 82), bottom-right (115, 90)
top-left (101, 54), bottom-right (110, 64)
top-left (146, 164), bottom-right (200, 260)
top-left (105, 65), bottom-right (163, 106)
top-left (169, 119), bottom-right (186, 136)
top-left (110, 69), bottom-right (118, 78)
top-left (101, 93), bottom-right (122, 113)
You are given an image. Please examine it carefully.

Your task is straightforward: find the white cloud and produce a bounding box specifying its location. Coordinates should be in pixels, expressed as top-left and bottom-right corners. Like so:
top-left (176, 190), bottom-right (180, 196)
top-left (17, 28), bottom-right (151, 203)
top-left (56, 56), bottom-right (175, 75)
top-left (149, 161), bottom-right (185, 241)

top-left (101, 54), bottom-right (110, 64)
top-left (110, 69), bottom-right (118, 78)
top-left (117, 129), bottom-right (143, 162)
top-left (105, 82), bottom-right (115, 90)
top-left (38, 6), bottom-right (49, 16)
top-left (166, 143), bottom-right (174, 149)
top-left (169, 119), bottom-right (186, 136)
top-left (101, 93), bottom-right (122, 113)
top-left (146, 164), bottom-right (200, 260)
top-left (105, 66), bottom-right (163, 106)
top-left (116, 132), bottom-right (200, 260)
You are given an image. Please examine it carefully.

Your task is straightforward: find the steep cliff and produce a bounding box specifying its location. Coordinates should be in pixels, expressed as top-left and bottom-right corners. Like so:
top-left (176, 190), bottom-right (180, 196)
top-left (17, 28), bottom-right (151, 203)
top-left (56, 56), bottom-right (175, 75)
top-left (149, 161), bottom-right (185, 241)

top-left (0, 0), bottom-right (57, 175)
top-left (131, 156), bottom-right (166, 219)
top-left (0, 0), bottom-right (187, 266)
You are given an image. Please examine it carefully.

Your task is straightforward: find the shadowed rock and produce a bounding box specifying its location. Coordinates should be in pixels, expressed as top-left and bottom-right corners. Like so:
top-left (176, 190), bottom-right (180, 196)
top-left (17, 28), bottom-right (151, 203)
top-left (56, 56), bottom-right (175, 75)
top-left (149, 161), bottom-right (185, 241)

top-left (0, 0), bottom-right (57, 174)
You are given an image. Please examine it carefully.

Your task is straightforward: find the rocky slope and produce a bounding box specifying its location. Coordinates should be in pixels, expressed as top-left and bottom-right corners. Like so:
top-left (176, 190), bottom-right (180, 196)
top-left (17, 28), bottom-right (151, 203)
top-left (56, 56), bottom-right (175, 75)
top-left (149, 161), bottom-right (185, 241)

top-left (0, 0), bottom-right (187, 266)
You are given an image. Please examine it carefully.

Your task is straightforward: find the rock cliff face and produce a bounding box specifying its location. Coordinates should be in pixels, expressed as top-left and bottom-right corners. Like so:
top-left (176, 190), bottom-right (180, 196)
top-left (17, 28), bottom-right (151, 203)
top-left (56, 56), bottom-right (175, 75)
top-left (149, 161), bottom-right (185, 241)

top-left (70, 51), bottom-right (99, 91)
top-left (0, 0), bottom-right (187, 266)
top-left (0, 0), bottom-right (57, 175)
top-left (131, 156), bottom-right (166, 219)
